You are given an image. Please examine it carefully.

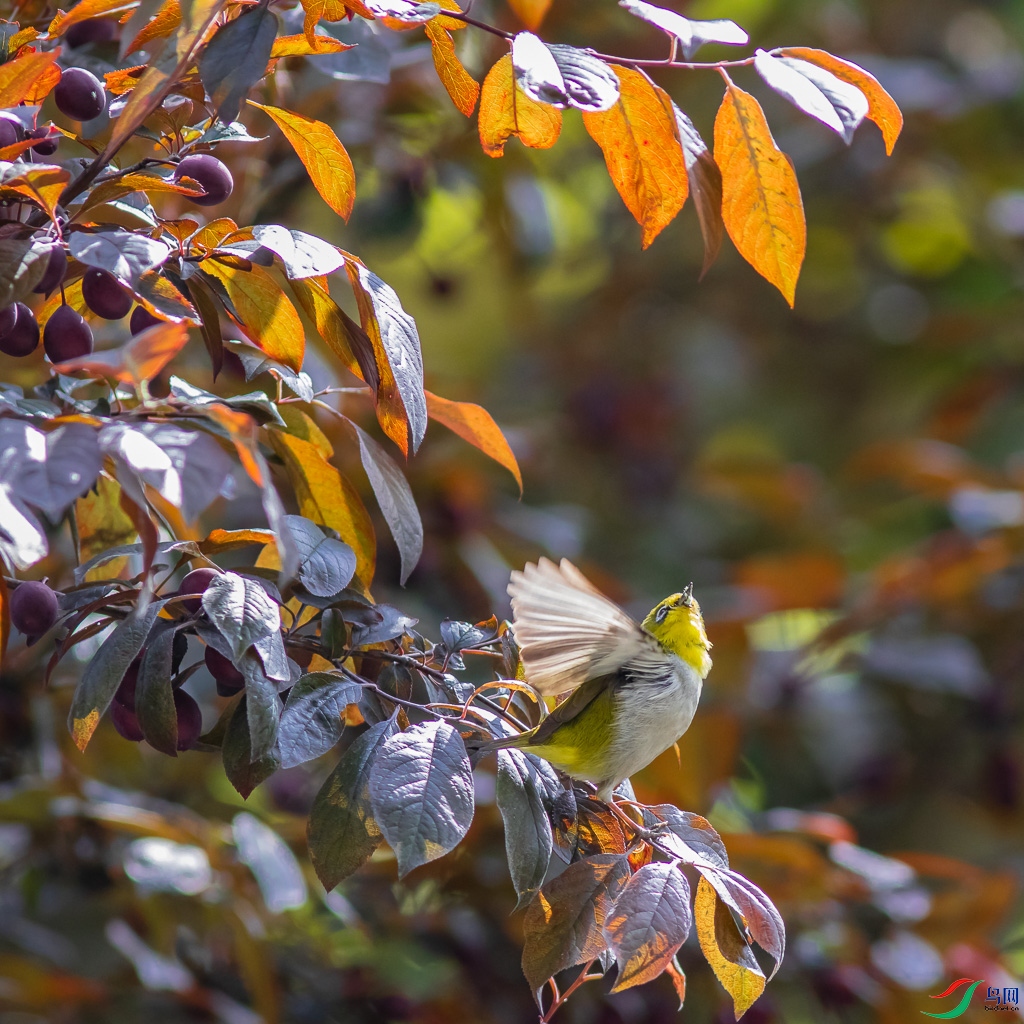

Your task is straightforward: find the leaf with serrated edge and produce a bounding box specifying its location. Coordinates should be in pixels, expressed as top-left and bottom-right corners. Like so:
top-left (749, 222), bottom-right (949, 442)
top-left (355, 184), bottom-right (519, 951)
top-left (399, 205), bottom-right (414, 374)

top-left (308, 715), bottom-right (398, 889)
top-left (715, 81), bottom-right (805, 306)
top-left (582, 66), bottom-right (688, 249)
top-left (699, 866), bottom-right (785, 976)
top-left (250, 101), bottom-right (355, 221)
top-left (496, 749), bottom-right (558, 906)
top-left (547, 44), bottom-right (620, 112)
top-left (754, 49), bottom-right (867, 144)
top-left (368, 720), bottom-right (474, 876)
top-left (478, 54), bottom-right (562, 158)
top-left (521, 854), bottom-right (631, 999)
top-left (68, 602), bottom-right (162, 751)
top-left (694, 875), bottom-right (766, 1020)
top-left (201, 571), bottom-right (280, 660)
top-left (278, 672), bottom-right (362, 768)
top-left (0, 50), bottom-right (61, 107)
top-left (425, 21), bottom-right (479, 117)
top-left (605, 862), bottom-right (692, 992)
top-left (285, 515), bottom-right (357, 598)
top-left (512, 31), bottom-right (568, 107)
top-left (780, 47), bottom-right (903, 154)
top-left (251, 225), bottom-right (346, 279)
top-left (69, 229), bottom-right (170, 285)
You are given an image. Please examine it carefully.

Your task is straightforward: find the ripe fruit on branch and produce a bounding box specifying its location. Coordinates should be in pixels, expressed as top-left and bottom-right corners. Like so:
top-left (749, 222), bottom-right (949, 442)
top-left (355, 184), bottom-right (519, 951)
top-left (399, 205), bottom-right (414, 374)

top-left (0, 115), bottom-right (21, 149)
top-left (10, 581), bottom-right (60, 635)
top-left (0, 303), bottom-right (40, 357)
top-left (44, 304), bottom-right (94, 362)
top-left (66, 18), bottom-right (117, 48)
top-left (0, 304), bottom-right (15, 337)
top-left (27, 127), bottom-right (58, 155)
top-left (54, 68), bottom-right (107, 121)
top-left (205, 646), bottom-right (245, 696)
top-left (33, 245), bottom-right (67, 295)
top-left (129, 306), bottom-right (161, 334)
top-left (173, 155), bottom-right (234, 207)
top-left (174, 690), bottom-right (203, 750)
top-left (114, 661), bottom-right (141, 712)
top-left (82, 268), bottom-right (131, 320)
top-left (179, 567), bottom-right (220, 613)
top-left (110, 701), bottom-right (144, 742)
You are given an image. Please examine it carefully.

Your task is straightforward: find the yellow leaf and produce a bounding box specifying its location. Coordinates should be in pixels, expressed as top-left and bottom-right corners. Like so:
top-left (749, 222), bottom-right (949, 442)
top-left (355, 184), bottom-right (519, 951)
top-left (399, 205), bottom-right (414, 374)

top-left (191, 216), bottom-right (238, 249)
top-left (300, 0), bottom-right (371, 44)
top-left (49, 0), bottom-right (135, 35)
top-left (21, 62), bottom-right (62, 105)
top-left (433, 0), bottom-right (468, 31)
top-left (780, 47), bottom-right (903, 156)
top-left (714, 81), bottom-right (805, 307)
top-left (71, 710), bottom-right (101, 753)
top-left (506, 0), bottom-right (553, 30)
top-left (425, 390), bottom-right (522, 492)
top-left (269, 33), bottom-right (353, 57)
top-left (425, 21), bottom-right (479, 117)
top-left (249, 101), bottom-right (356, 221)
top-left (203, 259), bottom-right (305, 371)
top-left (268, 415), bottom-right (376, 586)
top-left (478, 54), bottom-right (562, 158)
top-left (0, 164), bottom-right (71, 224)
top-left (290, 276), bottom-right (370, 382)
top-left (0, 48), bottom-right (60, 106)
top-left (694, 876), bottom-right (766, 1020)
top-left (200, 528), bottom-right (277, 554)
top-left (582, 66), bottom-right (689, 249)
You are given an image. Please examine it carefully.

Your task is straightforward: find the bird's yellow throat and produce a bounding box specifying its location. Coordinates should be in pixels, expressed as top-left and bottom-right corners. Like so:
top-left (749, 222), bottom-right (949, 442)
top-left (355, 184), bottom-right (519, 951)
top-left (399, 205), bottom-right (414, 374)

top-left (641, 590), bottom-right (713, 679)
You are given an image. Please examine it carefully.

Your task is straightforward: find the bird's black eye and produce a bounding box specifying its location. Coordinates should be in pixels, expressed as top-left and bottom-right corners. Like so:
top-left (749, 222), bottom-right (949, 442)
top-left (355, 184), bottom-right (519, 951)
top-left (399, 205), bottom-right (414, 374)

top-left (655, 604), bottom-right (670, 623)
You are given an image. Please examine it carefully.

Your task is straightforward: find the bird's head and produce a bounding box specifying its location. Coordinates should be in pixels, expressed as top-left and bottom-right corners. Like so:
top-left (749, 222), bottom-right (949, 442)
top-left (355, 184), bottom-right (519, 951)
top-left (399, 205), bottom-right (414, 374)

top-left (641, 583), bottom-right (713, 679)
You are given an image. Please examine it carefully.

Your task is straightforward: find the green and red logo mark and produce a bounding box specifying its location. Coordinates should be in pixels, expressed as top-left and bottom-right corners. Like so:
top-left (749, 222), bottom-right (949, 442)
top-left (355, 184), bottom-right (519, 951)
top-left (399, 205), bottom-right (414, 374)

top-left (921, 978), bottom-right (983, 1018)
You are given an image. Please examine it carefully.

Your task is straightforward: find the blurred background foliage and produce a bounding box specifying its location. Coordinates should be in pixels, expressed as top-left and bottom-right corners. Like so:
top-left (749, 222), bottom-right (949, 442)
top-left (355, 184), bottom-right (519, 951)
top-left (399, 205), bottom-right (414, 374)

top-left (3, 0), bottom-right (1024, 1021)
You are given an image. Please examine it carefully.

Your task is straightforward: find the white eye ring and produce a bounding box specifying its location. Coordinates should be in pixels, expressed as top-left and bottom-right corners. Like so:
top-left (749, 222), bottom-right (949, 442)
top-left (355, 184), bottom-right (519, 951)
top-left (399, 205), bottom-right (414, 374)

top-left (655, 605), bottom-right (670, 623)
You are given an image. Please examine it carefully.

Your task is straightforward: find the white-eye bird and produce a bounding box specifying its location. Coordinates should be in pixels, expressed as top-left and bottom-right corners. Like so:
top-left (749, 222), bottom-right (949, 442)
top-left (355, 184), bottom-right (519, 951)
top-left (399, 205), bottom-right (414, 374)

top-left (487, 557), bottom-right (712, 802)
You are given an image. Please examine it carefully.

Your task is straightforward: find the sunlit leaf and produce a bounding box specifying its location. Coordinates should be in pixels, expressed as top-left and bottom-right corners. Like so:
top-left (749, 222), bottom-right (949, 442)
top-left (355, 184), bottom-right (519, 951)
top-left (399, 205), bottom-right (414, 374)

top-left (49, 0), bottom-right (134, 35)
top-left (0, 238), bottom-right (52, 309)
top-left (506, 0), bottom-right (552, 30)
top-left (669, 105), bottom-right (724, 277)
top-left (618, 1), bottom-right (747, 59)
top-left (79, 171), bottom-right (206, 213)
top-left (290, 276), bottom-right (377, 385)
top-left (426, 390), bottom-right (522, 492)
top-left (75, 475), bottom-right (137, 566)
top-left (251, 224), bottom-right (346, 279)
top-left (123, 0), bottom-right (182, 58)
top-left (780, 46), bottom-right (903, 155)
top-left (714, 81), bottom-right (805, 306)
top-left (199, 2), bottom-right (278, 122)
top-left (547, 45), bottom-right (620, 112)
top-left (582, 65), bottom-right (688, 249)
top-left (249, 101), bottom-right (356, 221)
top-left (694, 875), bottom-right (765, 1020)
top-left (699, 866), bottom-right (785, 977)
top-left (754, 49), bottom-right (868, 144)
top-left (425, 20), bottom-right (479, 117)
top-left (270, 32), bottom-right (353, 57)
top-left (512, 30), bottom-right (568, 107)
top-left (202, 259), bottom-right (305, 371)
top-left (478, 54), bottom-right (562, 158)
top-left (0, 164), bottom-right (70, 224)
top-left (0, 49), bottom-right (61, 107)
top-left (201, 572), bottom-right (280, 661)
top-left (69, 228), bottom-right (170, 285)
top-left (54, 322), bottom-right (190, 385)
top-left (22, 63), bottom-right (61, 104)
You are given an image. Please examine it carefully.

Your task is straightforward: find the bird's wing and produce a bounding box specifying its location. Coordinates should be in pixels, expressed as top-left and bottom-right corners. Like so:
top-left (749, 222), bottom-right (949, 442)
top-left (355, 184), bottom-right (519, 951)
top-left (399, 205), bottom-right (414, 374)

top-left (508, 557), bottom-right (658, 695)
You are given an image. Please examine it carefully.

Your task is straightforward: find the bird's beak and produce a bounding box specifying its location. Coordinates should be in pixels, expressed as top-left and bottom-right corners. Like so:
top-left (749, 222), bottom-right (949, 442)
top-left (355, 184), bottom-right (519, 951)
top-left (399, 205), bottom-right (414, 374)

top-left (679, 582), bottom-right (694, 607)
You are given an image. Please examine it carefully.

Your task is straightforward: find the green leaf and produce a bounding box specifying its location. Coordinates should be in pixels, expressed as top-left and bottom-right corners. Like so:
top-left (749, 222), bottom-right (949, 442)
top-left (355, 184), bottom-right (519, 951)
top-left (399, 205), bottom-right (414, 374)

top-left (198, 1), bottom-right (279, 122)
top-left (367, 720), bottom-right (474, 876)
top-left (201, 571), bottom-right (281, 660)
top-left (307, 716), bottom-right (398, 890)
top-left (135, 622), bottom-right (179, 756)
top-left (496, 749), bottom-right (558, 908)
top-left (521, 853), bottom-right (630, 998)
top-left (68, 601), bottom-right (163, 752)
top-left (604, 862), bottom-right (692, 992)
top-left (278, 672), bottom-right (362, 769)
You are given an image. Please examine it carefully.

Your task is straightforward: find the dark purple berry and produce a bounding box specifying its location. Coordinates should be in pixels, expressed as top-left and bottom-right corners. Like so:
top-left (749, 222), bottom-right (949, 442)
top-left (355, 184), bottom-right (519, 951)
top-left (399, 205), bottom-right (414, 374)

top-left (205, 646), bottom-right (245, 696)
top-left (129, 305), bottom-right (161, 334)
top-left (114, 661), bottom-right (141, 712)
top-left (0, 115), bottom-right (21, 149)
top-left (27, 127), bottom-right (58, 156)
top-left (179, 568), bottom-right (219, 614)
top-left (54, 67), bottom-right (107, 122)
top-left (173, 154), bottom-right (233, 207)
top-left (174, 689), bottom-right (203, 750)
top-left (110, 701), bottom-right (144, 742)
top-left (33, 245), bottom-right (67, 295)
top-left (81, 268), bottom-right (131, 320)
top-left (44, 304), bottom-right (94, 363)
top-left (10, 581), bottom-right (60, 635)
top-left (0, 303), bottom-right (40, 357)
top-left (66, 18), bottom-right (117, 48)
top-left (0, 304), bottom-right (16, 337)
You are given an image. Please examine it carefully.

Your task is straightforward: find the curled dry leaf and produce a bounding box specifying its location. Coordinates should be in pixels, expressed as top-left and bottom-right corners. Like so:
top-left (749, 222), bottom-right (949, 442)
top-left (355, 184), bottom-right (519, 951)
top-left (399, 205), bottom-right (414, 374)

top-left (714, 81), bottom-right (805, 306)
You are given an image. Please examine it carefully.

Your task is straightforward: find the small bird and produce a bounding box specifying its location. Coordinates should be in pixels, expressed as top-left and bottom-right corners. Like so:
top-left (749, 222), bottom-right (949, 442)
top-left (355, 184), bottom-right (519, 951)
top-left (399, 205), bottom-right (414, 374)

top-left (487, 557), bottom-right (712, 802)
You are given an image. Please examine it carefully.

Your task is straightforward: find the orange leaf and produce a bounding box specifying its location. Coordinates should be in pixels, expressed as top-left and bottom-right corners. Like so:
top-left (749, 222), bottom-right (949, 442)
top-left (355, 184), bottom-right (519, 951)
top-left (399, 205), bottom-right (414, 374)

top-left (78, 171), bottom-right (205, 214)
top-left (582, 66), bottom-right (689, 249)
top-left (425, 21), bottom-right (479, 117)
top-left (780, 47), bottom-right (903, 156)
top-left (426, 390), bottom-right (522, 492)
top-left (8, 27), bottom-right (39, 51)
top-left (249, 101), bottom-right (356, 221)
top-left (49, 0), bottom-right (135, 35)
top-left (300, 0), bottom-right (372, 44)
top-left (203, 403), bottom-right (264, 486)
top-left (202, 259), bottom-right (305, 371)
top-left (103, 65), bottom-right (147, 96)
top-left (478, 53), bottom-right (562, 157)
top-left (0, 139), bottom-right (42, 161)
top-left (714, 81), bottom-right (805, 307)
top-left (290, 276), bottom-right (375, 384)
top-left (54, 322), bottom-right (190, 384)
top-left (506, 0), bottom-right (553, 30)
top-left (0, 50), bottom-right (61, 108)
top-left (269, 33), bottom-right (353, 57)
top-left (124, 0), bottom-right (183, 57)
top-left (190, 216), bottom-right (238, 249)
top-left (22, 62), bottom-right (61, 104)
top-left (200, 528), bottom-right (276, 554)
top-left (0, 164), bottom-right (71, 224)
top-left (433, 0), bottom-right (468, 30)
